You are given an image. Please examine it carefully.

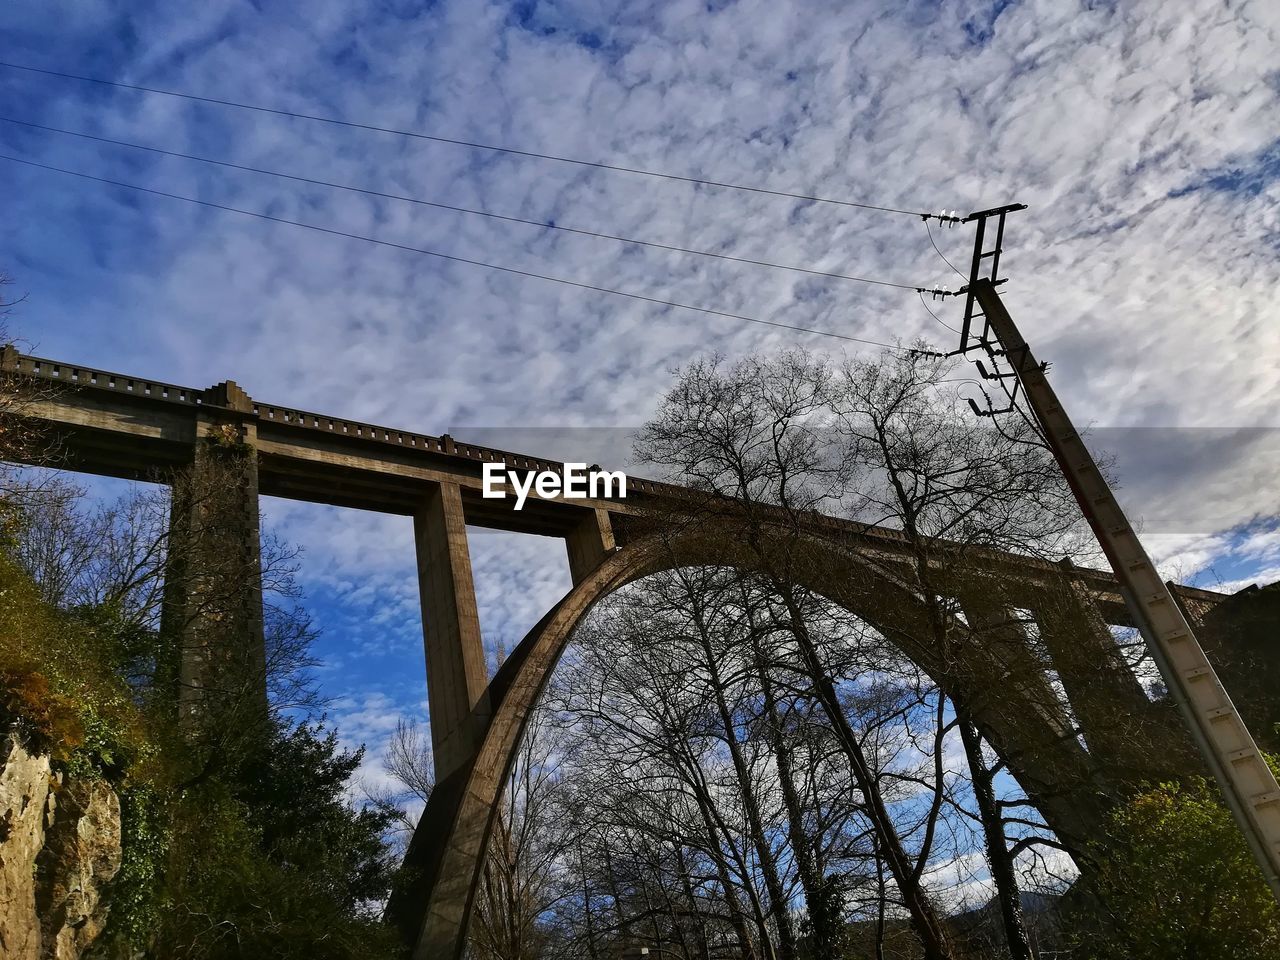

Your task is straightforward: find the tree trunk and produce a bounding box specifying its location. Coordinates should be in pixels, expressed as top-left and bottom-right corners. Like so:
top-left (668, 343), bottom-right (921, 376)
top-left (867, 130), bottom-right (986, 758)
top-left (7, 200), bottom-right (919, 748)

top-left (749, 624), bottom-right (841, 955)
top-left (777, 585), bottom-right (956, 960)
top-left (957, 715), bottom-right (1035, 960)
top-left (684, 762), bottom-right (762, 960)
top-left (690, 597), bottom-right (799, 960)
top-left (676, 843), bottom-right (713, 960)
top-left (579, 838), bottom-right (602, 960)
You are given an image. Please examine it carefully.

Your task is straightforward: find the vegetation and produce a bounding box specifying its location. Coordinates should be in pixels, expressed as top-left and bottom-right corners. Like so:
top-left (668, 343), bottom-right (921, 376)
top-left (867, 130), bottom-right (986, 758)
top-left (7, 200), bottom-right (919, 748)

top-left (0, 548), bottom-right (147, 776)
top-left (0, 493), bottom-right (407, 959)
top-left (122, 721), bottom-right (404, 960)
top-left (0, 319), bottom-right (408, 959)
top-left (1066, 774), bottom-right (1280, 960)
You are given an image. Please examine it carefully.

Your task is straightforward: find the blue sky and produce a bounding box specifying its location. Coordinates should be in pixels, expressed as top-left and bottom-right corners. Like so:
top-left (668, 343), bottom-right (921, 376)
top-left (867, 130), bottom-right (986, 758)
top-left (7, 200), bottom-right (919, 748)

top-left (3, 0), bottom-right (1279, 795)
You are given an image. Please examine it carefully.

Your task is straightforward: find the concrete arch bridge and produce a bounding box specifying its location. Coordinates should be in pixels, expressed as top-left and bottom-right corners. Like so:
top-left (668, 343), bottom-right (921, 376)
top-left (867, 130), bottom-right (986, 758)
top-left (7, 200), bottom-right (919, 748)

top-left (3, 348), bottom-right (1229, 958)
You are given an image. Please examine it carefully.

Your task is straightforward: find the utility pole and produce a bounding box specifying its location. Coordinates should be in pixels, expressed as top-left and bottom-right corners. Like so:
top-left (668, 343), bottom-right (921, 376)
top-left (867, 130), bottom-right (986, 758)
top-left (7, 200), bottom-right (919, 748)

top-left (960, 270), bottom-right (1280, 902)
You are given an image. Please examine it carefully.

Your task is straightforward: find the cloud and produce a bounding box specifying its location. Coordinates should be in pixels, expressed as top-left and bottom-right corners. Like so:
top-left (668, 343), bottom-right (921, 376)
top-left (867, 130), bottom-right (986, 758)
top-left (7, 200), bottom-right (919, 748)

top-left (6, 0), bottom-right (1279, 767)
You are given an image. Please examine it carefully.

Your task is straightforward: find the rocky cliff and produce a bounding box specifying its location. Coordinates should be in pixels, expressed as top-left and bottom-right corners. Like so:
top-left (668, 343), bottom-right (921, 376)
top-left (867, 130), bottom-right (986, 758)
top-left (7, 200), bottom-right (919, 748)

top-left (0, 731), bottom-right (121, 960)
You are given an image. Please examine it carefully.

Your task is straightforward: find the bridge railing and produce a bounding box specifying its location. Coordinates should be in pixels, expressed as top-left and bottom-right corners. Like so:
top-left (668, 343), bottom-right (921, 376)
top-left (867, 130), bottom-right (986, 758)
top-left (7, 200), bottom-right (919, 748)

top-left (249, 401), bottom-right (627, 484)
top-left (8, 349), bottom-right (670, 496)
top-left (0, 350), bottom-right (1087, 550)
top-left (8, 353), bottom-right (206, 405)
top-left (12, 349), bottom-right (1227, 599)
top-left (0, 349), bottom-right (908, 508)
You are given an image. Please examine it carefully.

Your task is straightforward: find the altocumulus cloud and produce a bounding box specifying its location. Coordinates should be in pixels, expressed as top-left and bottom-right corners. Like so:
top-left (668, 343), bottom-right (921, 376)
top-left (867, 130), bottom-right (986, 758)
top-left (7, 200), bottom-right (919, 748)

top-left (2, 0), bottom-right (1278, 765)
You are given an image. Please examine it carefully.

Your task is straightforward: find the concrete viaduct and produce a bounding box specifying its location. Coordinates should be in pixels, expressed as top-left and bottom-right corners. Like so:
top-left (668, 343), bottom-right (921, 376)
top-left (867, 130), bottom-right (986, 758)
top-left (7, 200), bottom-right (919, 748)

top-left (2, 347), bottom-right (1229, 958)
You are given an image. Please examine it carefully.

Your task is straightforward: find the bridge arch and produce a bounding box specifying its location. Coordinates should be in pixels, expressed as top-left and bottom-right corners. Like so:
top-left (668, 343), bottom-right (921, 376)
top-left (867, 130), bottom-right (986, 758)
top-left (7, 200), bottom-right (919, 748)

top-left (389, 523), bottom-right (1122, 959)
top-left (4, 349), bottom-right (1204, 959)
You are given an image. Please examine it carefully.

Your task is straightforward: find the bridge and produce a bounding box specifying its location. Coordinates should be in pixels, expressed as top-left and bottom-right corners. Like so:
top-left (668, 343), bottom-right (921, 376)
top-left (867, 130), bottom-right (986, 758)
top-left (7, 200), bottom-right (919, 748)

top-left (2, 347), bottom-right (1228, 958)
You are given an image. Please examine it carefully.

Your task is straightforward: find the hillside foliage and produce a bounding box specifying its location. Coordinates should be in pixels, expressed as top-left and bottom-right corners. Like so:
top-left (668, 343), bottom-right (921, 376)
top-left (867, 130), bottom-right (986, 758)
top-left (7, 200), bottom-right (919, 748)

top-left (0, 478), bottom-right (406, 960)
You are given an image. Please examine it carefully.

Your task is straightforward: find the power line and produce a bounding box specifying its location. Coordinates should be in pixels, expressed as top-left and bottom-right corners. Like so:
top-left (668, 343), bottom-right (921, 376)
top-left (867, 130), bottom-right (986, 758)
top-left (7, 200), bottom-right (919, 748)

top-left (925, 220), bottom-right (967, 280)
top-left (0, 116), bottom-right (931, 293)
top-left (0, 152), bottom-right (907, 352)
top-left (0, 60), bottom-right (936, 217)
top-left (917, 289), bottom-right (959, 335)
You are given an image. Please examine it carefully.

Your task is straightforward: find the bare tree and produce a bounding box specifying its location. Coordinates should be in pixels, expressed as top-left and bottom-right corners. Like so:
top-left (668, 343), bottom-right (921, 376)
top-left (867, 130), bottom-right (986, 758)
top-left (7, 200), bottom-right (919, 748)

top-left (0, 272), bottom-right (62, 515)
top-left (637, 351), bottom-right (961, 960)
top-left (8, 448), bottom-right (324, 760)
top-left (361, 348), bottom-right (1134, 958)
top-left (553, 588), bottom-right (774, 959)
top-left (377, 705), bottom-right (573, 959)
top-left (472, 705), bottom-right (577, 960)
top-left (387, 717), bottom-right (435, 807)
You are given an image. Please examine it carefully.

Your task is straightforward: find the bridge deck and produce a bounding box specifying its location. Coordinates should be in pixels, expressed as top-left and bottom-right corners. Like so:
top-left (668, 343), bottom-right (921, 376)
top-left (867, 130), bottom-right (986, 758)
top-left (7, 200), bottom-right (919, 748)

top-left (4, 348), bottom-right (1228, 620)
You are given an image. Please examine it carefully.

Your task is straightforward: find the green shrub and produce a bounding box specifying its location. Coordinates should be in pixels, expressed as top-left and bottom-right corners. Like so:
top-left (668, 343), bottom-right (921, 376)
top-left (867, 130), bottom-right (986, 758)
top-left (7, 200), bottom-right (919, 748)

top-left (103, 784), bottom-right (171, 950)
top-left (2, 498), bottom-right (406, 959)
top-left (1075, 776), bottom-right (1280, 959)
top-left (0, 556), bottom-right (146, 774)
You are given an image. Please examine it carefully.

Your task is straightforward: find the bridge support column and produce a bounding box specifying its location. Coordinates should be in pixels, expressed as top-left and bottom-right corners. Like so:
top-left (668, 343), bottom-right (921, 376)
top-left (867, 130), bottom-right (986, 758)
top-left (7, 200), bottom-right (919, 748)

top-left (957, 597), bottom-right (1079, 746)
top-left (161, 383), bottom-right (267, 733)
top-left (565, 508), bottom-right (615, 585)
top-left (1034, 565), bottom-right (1197, 781)
top-left (950, 592), bottom-right (1108, 845)
top-left (414, 481), bottom-right (490, 782)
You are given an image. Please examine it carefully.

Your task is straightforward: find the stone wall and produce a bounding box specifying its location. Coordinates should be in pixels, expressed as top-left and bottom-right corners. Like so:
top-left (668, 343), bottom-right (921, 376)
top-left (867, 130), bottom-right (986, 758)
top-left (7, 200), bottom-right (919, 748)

top-left (0, 731), bottom-right (121, 960)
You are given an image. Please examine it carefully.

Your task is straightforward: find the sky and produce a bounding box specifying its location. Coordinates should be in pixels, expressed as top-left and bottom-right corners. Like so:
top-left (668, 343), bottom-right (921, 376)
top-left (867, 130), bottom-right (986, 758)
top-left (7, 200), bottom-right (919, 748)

top-left (3, 0), bottom-right (1279, 799)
